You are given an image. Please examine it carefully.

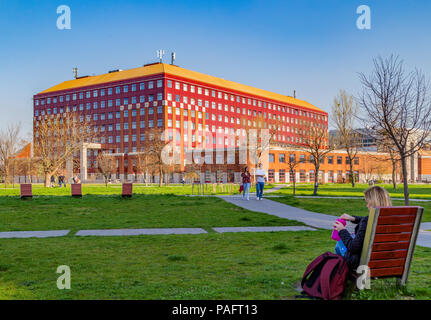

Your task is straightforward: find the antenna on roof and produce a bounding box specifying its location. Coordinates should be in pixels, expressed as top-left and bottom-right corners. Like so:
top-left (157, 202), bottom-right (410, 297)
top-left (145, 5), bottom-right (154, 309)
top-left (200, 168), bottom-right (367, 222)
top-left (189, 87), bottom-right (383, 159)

top-left (293, 90), bottom-right (296, 99)
top-left (157, 49), bottom-right (165, 63)
top-left (171, 52), bottom-right (176, 65)
top-left (73, 67), bottom-right (78, 79)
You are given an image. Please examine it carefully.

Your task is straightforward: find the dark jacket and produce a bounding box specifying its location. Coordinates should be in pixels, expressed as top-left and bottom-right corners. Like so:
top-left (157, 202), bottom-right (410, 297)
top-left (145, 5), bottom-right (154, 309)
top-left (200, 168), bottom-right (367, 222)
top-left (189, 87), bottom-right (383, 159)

top-left (338, 216), bottom-right (368, 270)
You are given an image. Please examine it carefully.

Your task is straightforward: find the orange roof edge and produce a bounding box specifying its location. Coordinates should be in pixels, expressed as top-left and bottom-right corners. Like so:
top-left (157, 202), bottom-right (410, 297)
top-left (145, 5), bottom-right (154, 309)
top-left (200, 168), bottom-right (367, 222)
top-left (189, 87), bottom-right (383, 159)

top-left (37, 63), bottom-right (325, 113)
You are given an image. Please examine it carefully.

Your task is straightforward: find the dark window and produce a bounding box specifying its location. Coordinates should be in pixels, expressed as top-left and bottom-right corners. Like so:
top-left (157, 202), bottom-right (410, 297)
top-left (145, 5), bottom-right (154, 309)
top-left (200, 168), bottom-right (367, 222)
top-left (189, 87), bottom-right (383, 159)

top-left (328, 156), bottom-right (333, 164)
top-left (268, 169), bottom-right (275, 182)
top-left (337, 156), bottom-right (342, 165)
top-left (269, 153), bottom-right (275, 163)
top-left (279, 153), bottom-right (285, 163)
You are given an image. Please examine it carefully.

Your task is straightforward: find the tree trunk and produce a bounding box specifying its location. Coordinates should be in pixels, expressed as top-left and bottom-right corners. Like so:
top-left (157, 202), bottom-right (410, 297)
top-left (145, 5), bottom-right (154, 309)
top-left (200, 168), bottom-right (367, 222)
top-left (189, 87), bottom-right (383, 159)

top-left (392, 161), bottom-right (397, 190)
top-left (350, 161), bottom-right (355, 187)
top-left (313, 165), bottom-right (319, 196)
top-left (400, 156), bottom-right (409, 205)
top-left (159, 168), bottom-right (163, 187)
top-left (44, 173), bottom-right (50, 188)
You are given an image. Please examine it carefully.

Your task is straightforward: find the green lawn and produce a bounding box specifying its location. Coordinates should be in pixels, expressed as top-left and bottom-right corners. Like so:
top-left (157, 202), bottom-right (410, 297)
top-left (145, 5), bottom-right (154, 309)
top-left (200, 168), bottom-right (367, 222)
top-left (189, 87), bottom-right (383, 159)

top-left (0, 183), bottom-right (275, 197)
top-left (0, 194), bottom-right (300, 233)
top-left (273, 183), bottom-right (431, 199)
top-left (270, 196), bottom-right (431, 222)
top-left (0, 231), bottom-right (430, 300)
top-left (0, 185), bottom-right (430, 300)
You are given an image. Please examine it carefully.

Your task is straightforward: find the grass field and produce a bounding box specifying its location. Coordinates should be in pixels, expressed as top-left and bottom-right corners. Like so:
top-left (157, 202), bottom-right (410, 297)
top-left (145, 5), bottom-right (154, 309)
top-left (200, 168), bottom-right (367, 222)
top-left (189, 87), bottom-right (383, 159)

top-left (1, 184), bottom-right (430, 300)
top-left (0, 230), bottom-right (430, 300)
top-left (0, 194), bottom-right (301, 233)
top-left (272, 183), bottom-right (431, 199)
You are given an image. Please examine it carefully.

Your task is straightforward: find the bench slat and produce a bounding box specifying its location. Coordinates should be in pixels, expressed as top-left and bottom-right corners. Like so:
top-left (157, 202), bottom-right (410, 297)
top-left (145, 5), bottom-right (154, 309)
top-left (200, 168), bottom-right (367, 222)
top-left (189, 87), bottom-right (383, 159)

top-left (368, 258), bottom-right (405, 269)
top-left (373, 233), bottom-right (412, 243)
top-left (378, 216), bottom-right (416, 225)
top-left (378, 207), bottom-right (418, 216)
top-left (370, 249), bottom-right (408, 261)
top-left (370, 266), bottom-right (404, 278)
top-left (372, 241), bottom-right (410, 252)
top-left (375, 224), bottom-right (414, 234)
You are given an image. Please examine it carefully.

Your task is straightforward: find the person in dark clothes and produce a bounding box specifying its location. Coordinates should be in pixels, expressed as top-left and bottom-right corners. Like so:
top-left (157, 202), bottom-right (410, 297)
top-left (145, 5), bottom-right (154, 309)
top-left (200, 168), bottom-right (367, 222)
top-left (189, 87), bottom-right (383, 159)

top-left (332, 186), bottom-right (392, 270)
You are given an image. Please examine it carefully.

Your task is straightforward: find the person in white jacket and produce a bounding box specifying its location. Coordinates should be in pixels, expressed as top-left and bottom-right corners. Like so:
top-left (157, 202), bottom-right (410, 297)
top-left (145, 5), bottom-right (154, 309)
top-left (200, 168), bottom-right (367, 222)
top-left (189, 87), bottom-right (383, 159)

top-left (254, 163), bottom-right (266, 200)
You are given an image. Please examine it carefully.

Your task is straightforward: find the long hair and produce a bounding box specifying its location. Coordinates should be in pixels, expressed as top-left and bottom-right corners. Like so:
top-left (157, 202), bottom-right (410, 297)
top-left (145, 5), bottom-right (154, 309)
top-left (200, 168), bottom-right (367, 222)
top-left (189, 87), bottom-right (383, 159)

top-left (364, 186), bottom-right (392, 208)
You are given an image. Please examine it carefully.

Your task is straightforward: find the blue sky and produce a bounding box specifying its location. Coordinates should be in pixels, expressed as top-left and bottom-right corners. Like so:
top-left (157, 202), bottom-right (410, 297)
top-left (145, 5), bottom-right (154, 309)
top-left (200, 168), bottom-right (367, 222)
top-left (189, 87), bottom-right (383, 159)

top-left (1, 0), bottom-right (431, 134)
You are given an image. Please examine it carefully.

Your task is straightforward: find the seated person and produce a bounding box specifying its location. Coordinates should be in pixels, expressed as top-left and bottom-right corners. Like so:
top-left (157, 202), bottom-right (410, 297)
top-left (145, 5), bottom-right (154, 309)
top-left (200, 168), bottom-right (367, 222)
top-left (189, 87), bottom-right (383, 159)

top-left (333, 186), bottom-right (392, 270)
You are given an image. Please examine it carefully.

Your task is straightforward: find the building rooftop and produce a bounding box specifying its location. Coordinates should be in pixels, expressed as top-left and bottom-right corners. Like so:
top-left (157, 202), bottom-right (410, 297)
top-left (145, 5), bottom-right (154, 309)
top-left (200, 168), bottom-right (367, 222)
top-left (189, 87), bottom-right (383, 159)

top-left (37, 63), bottom-right (324, 113)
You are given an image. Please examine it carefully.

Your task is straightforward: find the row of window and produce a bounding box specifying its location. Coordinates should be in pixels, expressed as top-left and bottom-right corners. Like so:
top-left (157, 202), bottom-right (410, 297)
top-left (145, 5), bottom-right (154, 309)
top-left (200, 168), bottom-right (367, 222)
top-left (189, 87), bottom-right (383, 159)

top-left (35, 93), bottom-right (163, 115)
top-left (35, 80), bottom-right (164, 106)
top-left (268, 153), bottom-right (360, 165)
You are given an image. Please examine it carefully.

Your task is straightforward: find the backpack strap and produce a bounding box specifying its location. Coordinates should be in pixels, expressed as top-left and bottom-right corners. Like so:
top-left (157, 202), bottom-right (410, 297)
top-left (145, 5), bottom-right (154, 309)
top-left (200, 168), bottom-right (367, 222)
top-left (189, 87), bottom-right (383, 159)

top-left (301, 253), bottom-right (328, 288)
top-left (319, 257), bottom-right (341, 300)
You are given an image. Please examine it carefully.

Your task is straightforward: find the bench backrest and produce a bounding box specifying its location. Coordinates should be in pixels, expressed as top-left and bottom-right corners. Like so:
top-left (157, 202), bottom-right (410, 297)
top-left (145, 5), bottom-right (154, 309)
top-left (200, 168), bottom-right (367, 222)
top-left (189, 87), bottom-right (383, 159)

top-left (20, 184), bottom-right (32, 198)
top-left (71, 184), bottom-right (82, 197)
top-left (359, 206), bottom-right (423, 285)
top-left (122, 183), bottom-right (133, 197)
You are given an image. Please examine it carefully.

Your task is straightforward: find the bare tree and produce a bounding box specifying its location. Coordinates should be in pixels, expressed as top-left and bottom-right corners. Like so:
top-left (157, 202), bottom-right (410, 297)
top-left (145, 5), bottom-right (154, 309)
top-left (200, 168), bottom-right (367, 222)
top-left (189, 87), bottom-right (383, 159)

top-left (332, 90), bottom-right (361, 187)
top-left (136, 151), bottom-right (153, 186)
top-left (287, 152), bottom-right (300, 195)
top-left (299, 122), bottom-right (334, 195)
top-left (0, 124), bottom-right (23, 187)
top-left (97, 152), bottom-right (116, 187)
top-left (377, 136), bottom-right (400, 189)
top-left (33, 113), bottom-right (98, 187)
top-left (358, 55), bottom-right (431, 205)
top-left (146, 128), bottom-right (170, 187)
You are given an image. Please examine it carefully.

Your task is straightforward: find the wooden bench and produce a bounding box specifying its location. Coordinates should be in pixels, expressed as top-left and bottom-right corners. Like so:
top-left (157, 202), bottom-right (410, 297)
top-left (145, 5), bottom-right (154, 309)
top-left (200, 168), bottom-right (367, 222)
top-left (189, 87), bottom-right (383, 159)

top-left (359, 206), bottom-right (423, 285)
top-left (122, 183), bottom-right (133, 197)
top-left (20, 184), bottom-right (32, 199)
top-left (71, 184), bottom-right (82, 197)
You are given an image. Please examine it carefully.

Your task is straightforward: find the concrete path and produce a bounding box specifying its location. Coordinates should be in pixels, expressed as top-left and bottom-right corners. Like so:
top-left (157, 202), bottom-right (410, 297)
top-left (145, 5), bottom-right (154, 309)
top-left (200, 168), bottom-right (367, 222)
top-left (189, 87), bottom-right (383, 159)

top-left (218, 196), bottom-right (346, 231)
top-left (0, 230), bottom-right (70, 239)
top-left (75, 228), bottom-right (207, 237)
top-left (218, 195), bottom-right (431, 248)
top-left (213, 226), bottom-right (316, 233)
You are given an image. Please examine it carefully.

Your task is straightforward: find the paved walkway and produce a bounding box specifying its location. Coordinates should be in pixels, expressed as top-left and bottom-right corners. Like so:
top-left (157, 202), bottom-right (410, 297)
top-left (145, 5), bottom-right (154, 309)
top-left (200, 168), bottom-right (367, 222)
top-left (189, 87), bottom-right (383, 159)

top-left (0, 226), bottom-right (315, 239)
top-left (218, 195), bottom-right (431, 248)
top-left (213, 226), bottom-right (315, 233)
top-left (0, 230), bottom-right (70, 238)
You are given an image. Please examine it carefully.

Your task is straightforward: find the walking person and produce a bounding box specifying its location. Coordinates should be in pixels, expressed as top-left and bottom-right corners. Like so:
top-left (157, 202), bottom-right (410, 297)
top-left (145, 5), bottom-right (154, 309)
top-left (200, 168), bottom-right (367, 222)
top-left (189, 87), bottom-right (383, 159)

top-left (255, 163), bottom-right (266, 200)
top-left (241, 166), bottom-right (251, 200)
top-left (50, 175), bottom-right (56, 188)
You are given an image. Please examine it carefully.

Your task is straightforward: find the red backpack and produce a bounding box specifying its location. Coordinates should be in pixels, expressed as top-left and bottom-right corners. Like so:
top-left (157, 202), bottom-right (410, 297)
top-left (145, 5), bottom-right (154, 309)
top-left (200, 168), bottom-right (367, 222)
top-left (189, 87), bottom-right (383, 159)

top-left (301, 252), bottom-right (350, 300)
